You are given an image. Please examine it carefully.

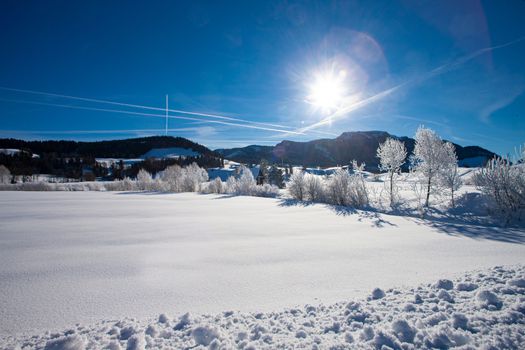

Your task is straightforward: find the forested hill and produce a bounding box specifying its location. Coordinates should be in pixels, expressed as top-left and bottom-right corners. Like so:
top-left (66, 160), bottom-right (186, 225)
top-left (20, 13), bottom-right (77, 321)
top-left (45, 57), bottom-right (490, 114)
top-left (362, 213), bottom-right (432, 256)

top-left (0, 136), bottom-right (217, 158)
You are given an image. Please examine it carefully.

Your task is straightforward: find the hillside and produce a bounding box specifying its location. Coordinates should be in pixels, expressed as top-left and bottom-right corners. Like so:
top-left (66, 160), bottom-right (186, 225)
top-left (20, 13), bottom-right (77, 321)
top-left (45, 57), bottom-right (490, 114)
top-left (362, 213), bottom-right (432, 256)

top-left (0, 136), bottom-right (216, 159)
top-left (0, 136), bottom-right (221, 178)
top-left (216, 131), bottom-right (497, 170)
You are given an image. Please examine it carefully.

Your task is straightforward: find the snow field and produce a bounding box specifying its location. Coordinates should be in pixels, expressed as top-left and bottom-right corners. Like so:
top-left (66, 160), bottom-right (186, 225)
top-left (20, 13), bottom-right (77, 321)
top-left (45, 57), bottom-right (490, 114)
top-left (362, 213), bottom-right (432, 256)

top-left (2, 265), bottom-right (524, 349)
top-left (0, 191), bottom-right (524, 347)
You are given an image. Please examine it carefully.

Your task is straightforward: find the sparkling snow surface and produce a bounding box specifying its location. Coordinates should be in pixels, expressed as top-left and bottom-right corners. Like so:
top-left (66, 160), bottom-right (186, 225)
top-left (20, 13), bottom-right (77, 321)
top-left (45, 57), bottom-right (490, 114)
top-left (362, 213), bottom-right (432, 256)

top-left (0, 191), bottom-right (524, 339)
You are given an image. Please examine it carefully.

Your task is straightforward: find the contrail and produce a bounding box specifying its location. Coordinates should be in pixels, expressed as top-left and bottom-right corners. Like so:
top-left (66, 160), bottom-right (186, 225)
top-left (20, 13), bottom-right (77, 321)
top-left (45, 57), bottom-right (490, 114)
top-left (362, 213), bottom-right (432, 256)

top-left (0, 86), bottom-right (294, 130)
top-left (0, 97), bottom-right (306, 135)
top-left (0, 128), bottom-right (210, 135)
top-left (297, 36), bottom-right (525, 133)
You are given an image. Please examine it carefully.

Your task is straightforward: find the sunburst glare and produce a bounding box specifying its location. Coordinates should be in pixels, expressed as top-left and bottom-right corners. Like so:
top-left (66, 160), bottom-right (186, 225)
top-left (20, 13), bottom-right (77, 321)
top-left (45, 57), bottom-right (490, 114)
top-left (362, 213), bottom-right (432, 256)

top-left (306, 69), bottom-right (348, 114)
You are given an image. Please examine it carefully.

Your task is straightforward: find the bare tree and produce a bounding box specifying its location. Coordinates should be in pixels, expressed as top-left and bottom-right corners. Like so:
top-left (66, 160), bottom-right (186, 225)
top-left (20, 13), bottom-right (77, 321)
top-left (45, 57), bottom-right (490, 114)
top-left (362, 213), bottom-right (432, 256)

top-left (377, 138), bottom-right (407, 206)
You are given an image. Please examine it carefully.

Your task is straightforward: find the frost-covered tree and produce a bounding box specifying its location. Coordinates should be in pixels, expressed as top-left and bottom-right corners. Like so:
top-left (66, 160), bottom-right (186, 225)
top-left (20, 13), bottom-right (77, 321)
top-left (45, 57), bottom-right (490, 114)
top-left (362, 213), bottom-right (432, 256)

top-left (268, 165), bottom-right (285, 188)
top-left (160, 164), bottom-right (183, 192)
top-left (158, 163), bottom-right (207, 193)
top-left (206, 177), bottom-right (224, 194)
top-left (411, 126), bottom-right (451, 207)
top-left (257, 159), bottom-right (269, 185)
top-left (228, 165), bottom-right (256, 195)
top-left (376, 138), bottom-right (407, 206)
top-left (136, 169), bottom-right (153, 191)
top-left (304, 173), bottom-right (324, 202)
top-left (0, 165), bottom-right (11, 184)
top-left (181, 163), bottom-right (208, 192)
top-left (439, 142), bottom-right (462, 207)
top-left (474, 155), bottom-right (525, 223)
top-left (287, 170), bottom-right (307, 201)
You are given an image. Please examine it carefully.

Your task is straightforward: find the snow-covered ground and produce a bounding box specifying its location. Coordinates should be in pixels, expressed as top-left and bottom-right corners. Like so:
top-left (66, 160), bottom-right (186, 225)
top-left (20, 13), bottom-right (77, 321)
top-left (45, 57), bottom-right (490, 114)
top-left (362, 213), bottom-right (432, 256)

top-left (3, 265), bottom-right (524, 349)
top-left (1, 191), bottom-right (524, 346)
top-left (141, 147), bottom-right (200, 159)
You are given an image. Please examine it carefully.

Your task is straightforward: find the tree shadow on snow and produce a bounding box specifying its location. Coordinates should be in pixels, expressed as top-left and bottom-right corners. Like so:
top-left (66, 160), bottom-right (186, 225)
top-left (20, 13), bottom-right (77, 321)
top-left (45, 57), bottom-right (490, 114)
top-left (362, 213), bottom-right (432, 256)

top-left (405, 209), bottom-right (525, 244)
top-left (278, 199), bottom-right (397, 228)
top-left (114, 191), bottom-right (178, 196)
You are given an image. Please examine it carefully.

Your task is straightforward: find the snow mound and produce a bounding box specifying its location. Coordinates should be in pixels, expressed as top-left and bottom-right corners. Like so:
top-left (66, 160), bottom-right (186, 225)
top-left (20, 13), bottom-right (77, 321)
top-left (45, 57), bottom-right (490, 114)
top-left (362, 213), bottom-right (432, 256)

top-left (43, 334), bottom-right (86, 350)
top-left (508, 278), bottom-right (525, 288)
top-left (435, 279), bottom-right (454, 290)
top-left (476, 290), bottom-right (503, 310)
top-left (4, 265), bottom-right (525, 349)
top-left (370, 287), bottom-right (385, 300)
top-left (191, 325), bottom-right (220, 346)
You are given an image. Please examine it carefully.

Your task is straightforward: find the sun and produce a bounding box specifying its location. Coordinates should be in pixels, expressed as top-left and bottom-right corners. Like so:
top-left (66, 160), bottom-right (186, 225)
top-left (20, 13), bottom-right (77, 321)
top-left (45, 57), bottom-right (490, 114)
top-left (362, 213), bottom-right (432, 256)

top-left (306, 69), bottom-right (347, 113)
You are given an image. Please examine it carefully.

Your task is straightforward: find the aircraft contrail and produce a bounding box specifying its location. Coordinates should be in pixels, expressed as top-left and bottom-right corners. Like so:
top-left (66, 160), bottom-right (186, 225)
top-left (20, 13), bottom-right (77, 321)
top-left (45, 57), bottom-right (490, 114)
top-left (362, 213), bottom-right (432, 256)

top-left (0, 86), bottom-right (294, 130)
top-left (0, 128), bottom-right (211, 135)
top-left (296, 35), bottom-right (525, 133)
top-left (0, 97), bottom-right (306, 135)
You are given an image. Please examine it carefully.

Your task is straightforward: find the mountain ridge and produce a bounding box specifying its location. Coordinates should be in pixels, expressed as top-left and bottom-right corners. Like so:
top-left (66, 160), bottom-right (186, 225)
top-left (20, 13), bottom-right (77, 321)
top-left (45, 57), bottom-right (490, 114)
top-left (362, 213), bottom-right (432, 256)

top-left (216, 131), bottom-right (497, 169)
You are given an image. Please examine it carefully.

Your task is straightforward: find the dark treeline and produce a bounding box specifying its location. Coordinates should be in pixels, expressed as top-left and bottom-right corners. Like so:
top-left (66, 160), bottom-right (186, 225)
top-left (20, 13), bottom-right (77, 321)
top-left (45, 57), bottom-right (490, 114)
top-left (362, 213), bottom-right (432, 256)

top-left (0, 136), bottom-right (217, 158)
top-left (0, 136), bottom-right (223, 180)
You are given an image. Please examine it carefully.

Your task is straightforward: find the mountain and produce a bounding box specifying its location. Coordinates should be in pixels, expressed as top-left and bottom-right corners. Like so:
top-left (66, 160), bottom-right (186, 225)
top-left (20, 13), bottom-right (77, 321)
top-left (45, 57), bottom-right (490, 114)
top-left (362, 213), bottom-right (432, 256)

top-left (214, 145), bottom-right (274, 165)
top-left (216, 131), bottom-right (497, 170)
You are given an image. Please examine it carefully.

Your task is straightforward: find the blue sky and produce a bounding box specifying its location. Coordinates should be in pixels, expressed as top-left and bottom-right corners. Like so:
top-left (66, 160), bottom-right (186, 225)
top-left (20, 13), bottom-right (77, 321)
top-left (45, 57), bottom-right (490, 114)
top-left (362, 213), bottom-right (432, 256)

top-left (0, 0), bottom-right (524, 154)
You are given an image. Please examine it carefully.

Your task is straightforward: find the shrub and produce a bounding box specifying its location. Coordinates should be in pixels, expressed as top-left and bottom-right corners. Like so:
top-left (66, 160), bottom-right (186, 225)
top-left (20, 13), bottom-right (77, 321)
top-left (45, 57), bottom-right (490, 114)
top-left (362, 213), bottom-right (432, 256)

top-left (326, 169), bottom-right (369, 208)
top-left (304, 173), bottom-right (324, 202)
top-left (474, 157), bottom-right (525, 223)
top-left (287, 171), bottom-right (307, 200)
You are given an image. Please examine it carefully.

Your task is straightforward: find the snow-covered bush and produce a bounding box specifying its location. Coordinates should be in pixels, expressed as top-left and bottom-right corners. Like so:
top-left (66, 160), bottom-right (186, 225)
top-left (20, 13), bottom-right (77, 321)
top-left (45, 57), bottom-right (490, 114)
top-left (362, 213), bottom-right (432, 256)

top-left (327, 169), bottom-right (352, 206)
top-left (0, 165), bottom-right (11, 184)
top-left (158, 163), bottom-right (208, 193)
top-left (18, 182), bottom-right (53, 191)
top-left (253, 183), bottom-right (280, 198)
top-left (203, 177), bottom-right (225, 194)
top-left (221, 165), bottom-right (278, 197)
top-left (287, 171), bottom-right (307, 201)
top-left (181, 163), bottom-right (209, 192)
top-left (377, 138), bottom-right (407, 206)
top-left (474, 156), bottom-right (525, 223)
top-left (136, 169), bottom-right (153, 191)
top-left (104, 177), bottom-right (137, 191)
top-left (304, 173), bottom-right (324, 202)
top-left (226, 165), bottom-right (256, 196)
top-left (326, 169), bottom-right (369, 208)
top-left (160, 164), bottom-right (183, 192)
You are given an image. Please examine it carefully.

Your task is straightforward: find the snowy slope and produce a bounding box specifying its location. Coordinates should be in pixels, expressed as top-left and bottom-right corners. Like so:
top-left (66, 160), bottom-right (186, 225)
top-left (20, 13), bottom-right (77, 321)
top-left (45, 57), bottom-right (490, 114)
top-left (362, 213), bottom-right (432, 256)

top-left (141, 147), bottom-right (200, 159)
top-left (1, 191), bottom-right (524, 339)
top-left (0, 148), bottom-right (39, 158)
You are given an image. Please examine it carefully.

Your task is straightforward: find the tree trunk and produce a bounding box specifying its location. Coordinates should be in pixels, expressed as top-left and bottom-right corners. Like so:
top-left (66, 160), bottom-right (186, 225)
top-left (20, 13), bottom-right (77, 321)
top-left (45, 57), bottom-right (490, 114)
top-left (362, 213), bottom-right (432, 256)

top-left (390, 171), bottom-right (394, 206)
top-left (425, 176), bottom-right (431, 207)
